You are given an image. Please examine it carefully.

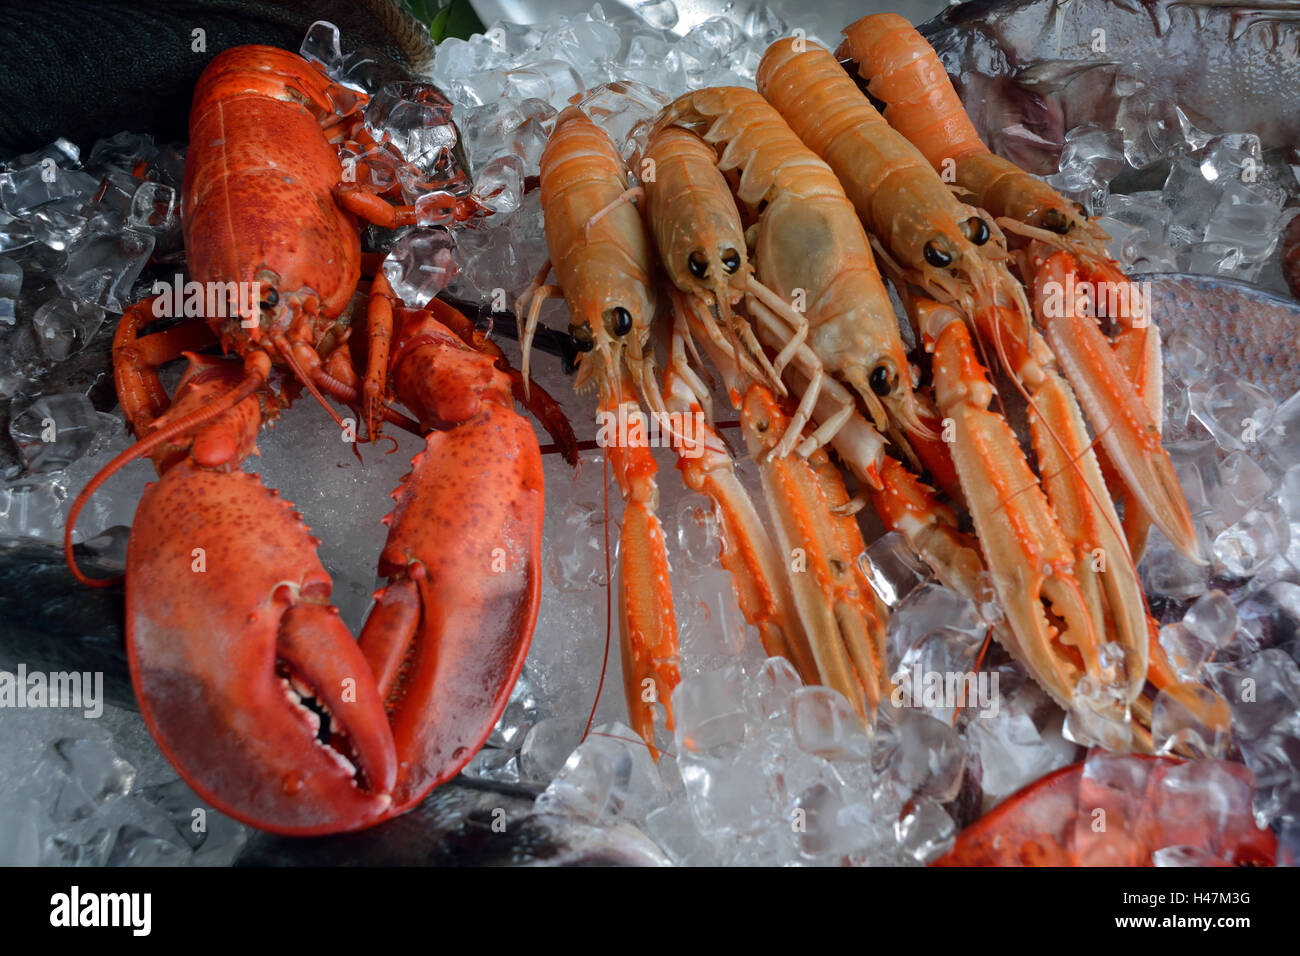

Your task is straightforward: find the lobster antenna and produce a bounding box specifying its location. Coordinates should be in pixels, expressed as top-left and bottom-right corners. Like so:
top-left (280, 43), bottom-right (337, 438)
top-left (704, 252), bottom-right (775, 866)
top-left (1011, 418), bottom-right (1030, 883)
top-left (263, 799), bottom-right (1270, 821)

top-left (64, 362), bottom-right (269, 587)
top-left (583, 452), bottom-right (614, 744)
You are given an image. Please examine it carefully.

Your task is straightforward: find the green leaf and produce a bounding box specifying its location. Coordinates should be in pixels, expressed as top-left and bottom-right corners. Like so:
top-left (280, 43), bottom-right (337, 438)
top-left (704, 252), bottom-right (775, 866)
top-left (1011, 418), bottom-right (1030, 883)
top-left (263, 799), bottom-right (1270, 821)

top-left (432, 0), bottom-right (486, 43)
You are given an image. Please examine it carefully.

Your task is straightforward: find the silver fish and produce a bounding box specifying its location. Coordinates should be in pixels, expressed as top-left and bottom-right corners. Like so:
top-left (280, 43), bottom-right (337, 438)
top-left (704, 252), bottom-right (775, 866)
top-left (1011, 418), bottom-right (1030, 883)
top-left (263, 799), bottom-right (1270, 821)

top-left (920, 0), bottom-right (1300, 173)
top-left (1136, 271), bottom-right (1300, 398)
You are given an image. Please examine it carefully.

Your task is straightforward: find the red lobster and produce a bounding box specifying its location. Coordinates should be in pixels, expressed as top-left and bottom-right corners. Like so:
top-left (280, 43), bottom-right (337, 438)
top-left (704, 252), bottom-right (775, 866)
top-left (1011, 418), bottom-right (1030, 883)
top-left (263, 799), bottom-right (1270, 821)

top-left (62, 45), bottom-right (576, 835)
top-left (934, 755), bottom-right (1277, 866)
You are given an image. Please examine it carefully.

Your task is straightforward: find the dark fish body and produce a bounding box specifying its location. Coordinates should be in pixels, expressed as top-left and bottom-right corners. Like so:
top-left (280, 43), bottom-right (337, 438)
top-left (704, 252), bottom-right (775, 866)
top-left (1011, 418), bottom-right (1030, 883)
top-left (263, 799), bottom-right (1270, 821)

top-left (920, 0), bottom-right (1300, 171)
top-left (1137, 271), bottom-right (1300, 396)
top-left (0, 538), bottom-right (133, 710)
top-left (236, 778), bottom-right (671, 866)
top-left (0, 0), bottom-right (435, 156)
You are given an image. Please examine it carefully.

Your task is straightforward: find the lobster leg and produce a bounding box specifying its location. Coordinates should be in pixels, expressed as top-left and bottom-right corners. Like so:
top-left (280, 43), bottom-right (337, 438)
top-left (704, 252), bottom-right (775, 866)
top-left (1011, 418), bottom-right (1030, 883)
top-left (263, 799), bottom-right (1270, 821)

top-left (662, 314), bottom-right (818, 683)
top-left (356, 282), bottom-right (548, 812)
top-left (597, 363), bottom-right (681, 755)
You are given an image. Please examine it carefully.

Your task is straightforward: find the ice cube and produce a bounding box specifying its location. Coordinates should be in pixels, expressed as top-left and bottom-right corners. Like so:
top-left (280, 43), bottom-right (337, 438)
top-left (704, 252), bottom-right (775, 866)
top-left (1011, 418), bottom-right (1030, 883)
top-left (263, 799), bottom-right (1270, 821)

top-left (1203, 649), bottom-right (1300, 741)
top-left (673, 665), bottom-right (752, 758)
top-left (1200, 133), bottom-right (1264, 185)
top-left (1220, 451), bottom-right (1273, 515)
top-left (743, 3), bottom-right (791, 44)
top-left (135, 779), bottom-right (247, 863)
top-left (545, 499), bottom-right (609, 591)
top-left (1094, 217), bottom-right (1149, 268)
top-left (575, 81), bottom-right (671, 163)
top-left (1261, 391), bottom-right (1300, 472)
top-left (0, 298), bottom-right (14, 327)
top-left (518, 715), bottom-right (587, 782)
top-left (0, 476), bottom-right (70, 540)
top-left (0, 164), bottom-right (83, 214)
top-left (30, 297), bottom-right (107, 362)
top-left (87, 131), bottom-right (157, 173)
top-left (50, 738), bottom-right (135, 822)
top-left (1064, 674), bottom-right (1133, 753)
top-left (1151, 682), bottom-right (1232, 758)
top-left (1105, 191), bottom-right (1171, 243)
top-left (364, 82), bottom-right (458, 171)
top-left (644, 799), bottom-right (712, 865)
top-left (299, 18), bottom-right (345, 77)
top-left (1214, 499), bottom-right (1289, 578)
top-left (0, 252), bottom-right (20, 295)
top-left (789, 686), bottom-right (869, 760)
top-left (1162, 155), bottom-right (1218, 246)
top-left (1182, 590), bottom-right (1238, 647)
top-left (462, 99), bottom-right (554, 176)
top-left (1060, 124), bottom-right (1125, 183)
top-left (380, 227), bottom-right (457, 307)
top-left (1203, 178), bottom-right (1282, 265)
top-left (678, 17), bottom-right (741, 84)
top-left (14, 137), bottom-right (80, 169)
top-left (967, 710), bottom-right (1065, 799)
top-left (791, 781), bottom-right (849, 860)
top-left (1154, 759), bottom-right (1262, 861)
top-left (861, 531), bottom-right (930, 607)
top-left (743, 655), bottom-right (802, 721)
top-left (885, 583), bottom-right (983, 672)
top-left (128, 181), bottom-right (177, 234)
top-left (620, 29), bottom-right (678, 85)
top-left (542, 18), bottom-right (621, 75)
top-left (894, 627), bottom-right (985, 725)
top-left (42, 829), bottom-right (113, 867)
top-left (469, 154), bottom-right (524, 217)
top-left (895, 797), bottom-right (955, 862)
top-left (503, 60), bottom-right (584, 109)
top-left (10, 393), bottom-right (115, 473)
top-left (1179, 240), bottom-right (1252, 281)
top-left (433, 36), bottom-right (500, 91)
top-left (105, 825), bottom-right (189, 866)
top-left (674, 493), bottom-right (720, 568)
top-left (1127, 238), bottom-right (1179, 272)
top-left (489, 669), bottom-right (539, 752)
top-left (633, 0), bottom-right (678, 30)
top-left (1158, 622), bottom-right (1212, 682)
top-left (57, 227), bottom-right (154, 311)
top-left (1188, 370), bottom-right (1274, 453)
top-left (1045, 167), bottom-right (1106, 218)
top-left (29, 196), bottom-right (90, 252)
top-left (873, 708), bottom-right (965, 803)
top-left (461, 746), bottom-right (521, 784)
top-left (680, 749), bottom-right (779, 836)
top-left (0, 209), bottom-right (35, 253)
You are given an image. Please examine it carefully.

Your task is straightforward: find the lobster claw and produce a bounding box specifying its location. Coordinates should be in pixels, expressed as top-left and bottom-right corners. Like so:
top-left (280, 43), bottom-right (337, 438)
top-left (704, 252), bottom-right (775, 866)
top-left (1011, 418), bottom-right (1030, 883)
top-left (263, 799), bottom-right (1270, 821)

top-left (1030, 252), bottom-right (1204, 565)
top-left (359, 298), bottom-right (546, 812)
top-left (128, 459), bottom-right (397, 835)
top-left (926, 313), bottom-right (1103, 710)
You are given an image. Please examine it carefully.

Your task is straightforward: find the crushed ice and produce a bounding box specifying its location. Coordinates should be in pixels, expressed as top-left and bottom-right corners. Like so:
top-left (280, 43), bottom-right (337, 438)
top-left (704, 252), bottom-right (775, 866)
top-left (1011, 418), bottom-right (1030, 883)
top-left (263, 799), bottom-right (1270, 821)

top-left (1, 5), bottom-right (1297, 865)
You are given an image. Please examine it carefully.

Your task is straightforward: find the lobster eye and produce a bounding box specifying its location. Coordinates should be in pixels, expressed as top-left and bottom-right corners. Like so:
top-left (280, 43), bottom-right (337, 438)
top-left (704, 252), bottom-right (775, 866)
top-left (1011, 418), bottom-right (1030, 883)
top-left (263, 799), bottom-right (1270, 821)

top-left (721, 248), bottom-right (741, 274)
top-left (869, 365), bottom-right (894, 396)
top-left (963, 216), bottom-right (990, 246)
top-left (688, 251), bottom-right (709, 279)
top-left (570, 323), bottom-right (595, 352)
top-left (611, 307), bottom-right (633, 336)
top-left (1042, 208), bottom-right (1071, 235)
top-left (261, 288), bottom-right (279, 308)
top-left (923, 240), bottom-right (953, 268)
